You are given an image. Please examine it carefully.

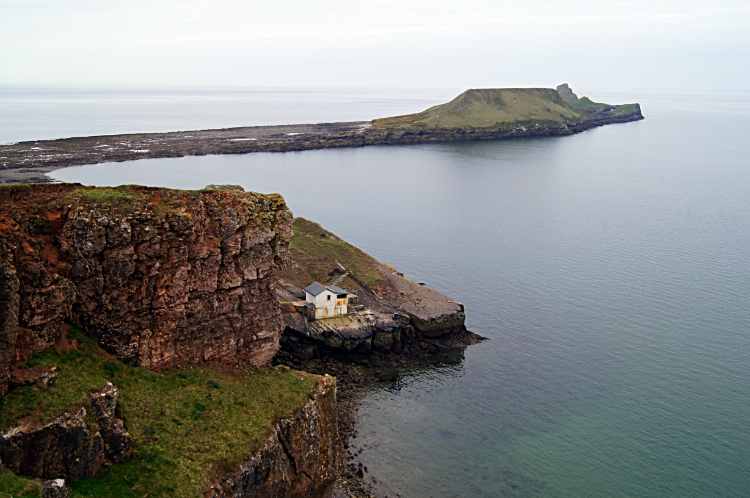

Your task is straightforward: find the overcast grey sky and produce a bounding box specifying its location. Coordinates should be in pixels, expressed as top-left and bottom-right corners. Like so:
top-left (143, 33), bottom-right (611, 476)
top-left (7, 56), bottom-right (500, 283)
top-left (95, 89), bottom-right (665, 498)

top-left (2, 0), bottom-right (748, 90)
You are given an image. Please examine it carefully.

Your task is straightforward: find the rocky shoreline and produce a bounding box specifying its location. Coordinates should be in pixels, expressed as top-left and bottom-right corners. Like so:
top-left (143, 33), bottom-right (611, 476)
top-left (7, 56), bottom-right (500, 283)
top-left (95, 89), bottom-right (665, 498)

top-left (0, 109), bottom-right (642, 185)
top-left (275, 326), bottom-right (484, 498)
top-left (272, 236), bottom-right (487, 497)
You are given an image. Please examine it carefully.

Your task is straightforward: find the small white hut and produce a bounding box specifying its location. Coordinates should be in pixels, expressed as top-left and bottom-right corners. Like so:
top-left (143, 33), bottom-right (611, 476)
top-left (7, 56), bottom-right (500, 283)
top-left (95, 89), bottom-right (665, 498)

top-left (304, 282), bottom-right (349, 319)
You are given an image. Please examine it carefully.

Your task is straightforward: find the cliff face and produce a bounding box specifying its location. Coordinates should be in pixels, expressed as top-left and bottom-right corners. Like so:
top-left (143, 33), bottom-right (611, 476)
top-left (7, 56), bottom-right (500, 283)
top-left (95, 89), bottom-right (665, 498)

top-left (0, 184), bottom-right (293, 396)
top-left (207, 375), bottom-right (344, 498)
top-left (0, 383), bottom-right (132, 480)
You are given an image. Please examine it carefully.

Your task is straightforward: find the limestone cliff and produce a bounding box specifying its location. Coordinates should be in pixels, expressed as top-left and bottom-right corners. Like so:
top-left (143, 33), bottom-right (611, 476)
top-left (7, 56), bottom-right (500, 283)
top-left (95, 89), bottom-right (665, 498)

top-left (0, 184), bottom-right (293, 396)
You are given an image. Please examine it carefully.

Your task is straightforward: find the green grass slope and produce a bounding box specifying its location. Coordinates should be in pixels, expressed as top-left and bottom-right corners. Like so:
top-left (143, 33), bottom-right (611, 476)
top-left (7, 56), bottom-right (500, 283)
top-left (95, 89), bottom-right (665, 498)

top-left (371, 88), bottom-right (585, 130)
top-left (0, 327), bottom-right (316, 498)
top-left (276, 217), bottom-right (393, 292)
top-left (0, 469), bottom-right (41, 498)
top-left (371, 86), bottom-right (641, 131)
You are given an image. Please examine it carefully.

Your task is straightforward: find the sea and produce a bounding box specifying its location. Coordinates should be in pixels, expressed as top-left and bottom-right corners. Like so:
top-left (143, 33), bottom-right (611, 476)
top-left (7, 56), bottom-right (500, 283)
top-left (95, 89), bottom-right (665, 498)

top-left (4, 85), bottom-right (750, 497)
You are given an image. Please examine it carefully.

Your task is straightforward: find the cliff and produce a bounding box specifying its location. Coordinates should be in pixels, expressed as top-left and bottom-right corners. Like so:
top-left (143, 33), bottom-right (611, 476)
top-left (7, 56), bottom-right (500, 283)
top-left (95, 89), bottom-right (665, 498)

top-left (0, 326), bottom-right (342, 497)
top-left (207, 375), bottom-right (344, 498)
top-left (0, 183), bottom-right (293, 397)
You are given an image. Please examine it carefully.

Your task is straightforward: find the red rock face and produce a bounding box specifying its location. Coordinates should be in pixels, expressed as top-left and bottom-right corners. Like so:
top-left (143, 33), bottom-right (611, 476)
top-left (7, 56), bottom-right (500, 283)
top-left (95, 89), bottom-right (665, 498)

top-left (0, 185), bottom-right (293, 395)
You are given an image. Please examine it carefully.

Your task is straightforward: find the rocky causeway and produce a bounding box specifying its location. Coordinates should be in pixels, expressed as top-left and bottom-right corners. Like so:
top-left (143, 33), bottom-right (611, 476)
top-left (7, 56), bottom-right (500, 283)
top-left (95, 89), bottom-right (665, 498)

top-left (0, 85), bottom-right (643, 185)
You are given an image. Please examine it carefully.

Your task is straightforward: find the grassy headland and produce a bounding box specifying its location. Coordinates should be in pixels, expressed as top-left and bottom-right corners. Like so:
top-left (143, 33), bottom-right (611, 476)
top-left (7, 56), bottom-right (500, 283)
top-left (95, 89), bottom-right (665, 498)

top-left (371, 88), bottom-right (583, 130)
top-left (370, 86), bottom-right (640, 131)
top-left (0, 327), bottom-right (316, 498)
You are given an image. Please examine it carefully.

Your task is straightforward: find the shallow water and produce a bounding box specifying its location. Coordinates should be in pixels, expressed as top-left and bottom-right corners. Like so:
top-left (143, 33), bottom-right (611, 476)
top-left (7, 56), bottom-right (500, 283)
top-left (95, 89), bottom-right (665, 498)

top-left (50, 90), bottom-right (750, 497)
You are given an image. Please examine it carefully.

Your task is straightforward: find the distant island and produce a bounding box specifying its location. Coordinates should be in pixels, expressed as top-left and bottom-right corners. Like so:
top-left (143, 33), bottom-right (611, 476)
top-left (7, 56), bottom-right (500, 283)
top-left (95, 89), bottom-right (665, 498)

top-left (370, 84), bottom-right (641, 131)
top-left (0, 84), bottom-right (643, 184)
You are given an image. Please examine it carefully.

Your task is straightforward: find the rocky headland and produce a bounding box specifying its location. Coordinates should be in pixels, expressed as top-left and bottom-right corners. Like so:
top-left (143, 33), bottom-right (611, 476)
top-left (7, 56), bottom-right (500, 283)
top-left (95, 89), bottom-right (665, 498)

top-left (0, 183), bottom-right (296, 396)
top-left (0, 85), bottom-right (643, 185)
top-left (273, 218), bottom-right (483, 371)
top-left (0, 184), bottom-right (476, 497)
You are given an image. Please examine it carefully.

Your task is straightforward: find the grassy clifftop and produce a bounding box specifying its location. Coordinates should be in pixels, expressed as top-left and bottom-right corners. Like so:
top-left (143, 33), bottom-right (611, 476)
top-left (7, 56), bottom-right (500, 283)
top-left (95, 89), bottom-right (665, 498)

top-left (0, 327), bottom-right (316, 498)
top-left (370, 85), bottom-right (641, 131)
top-left (276, 217), bottom-right (393, 292)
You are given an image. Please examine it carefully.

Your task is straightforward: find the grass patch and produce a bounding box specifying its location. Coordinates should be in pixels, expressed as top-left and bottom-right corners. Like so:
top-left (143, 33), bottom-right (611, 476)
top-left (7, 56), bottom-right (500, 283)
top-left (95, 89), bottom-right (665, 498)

top-left (0, 327), bottom-right (317, 498)
top-left (277, 218), bottom-right (390, 290)
top-left (63, 185), bottom-right (203, 217)
top-left (613, 103), bottom-right (639, 115)
top-left (570, 96), bottom-right (608, 109)
top-left (0, 468), bottom-right (41, 498)
top-left (371, 88), bottom-right (584, 131)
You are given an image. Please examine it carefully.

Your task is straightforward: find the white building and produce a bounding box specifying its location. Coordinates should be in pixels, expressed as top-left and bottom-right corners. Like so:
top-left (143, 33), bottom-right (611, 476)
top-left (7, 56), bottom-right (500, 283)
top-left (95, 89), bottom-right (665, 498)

top-left (304, 282), bottom-right (349, 319)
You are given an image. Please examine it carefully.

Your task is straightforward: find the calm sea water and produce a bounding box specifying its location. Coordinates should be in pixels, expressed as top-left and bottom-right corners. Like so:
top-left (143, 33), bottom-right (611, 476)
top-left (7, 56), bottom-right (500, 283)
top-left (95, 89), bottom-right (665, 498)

top-left (47, 89), bottom-right (750, 497)
top-left (0, 85), bottom-right (457, 144)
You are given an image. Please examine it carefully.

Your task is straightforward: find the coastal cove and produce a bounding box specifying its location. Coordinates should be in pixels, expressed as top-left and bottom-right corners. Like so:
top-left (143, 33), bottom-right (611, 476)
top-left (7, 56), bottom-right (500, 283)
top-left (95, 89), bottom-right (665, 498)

top-left (47, 90), bottom-right (750, 498)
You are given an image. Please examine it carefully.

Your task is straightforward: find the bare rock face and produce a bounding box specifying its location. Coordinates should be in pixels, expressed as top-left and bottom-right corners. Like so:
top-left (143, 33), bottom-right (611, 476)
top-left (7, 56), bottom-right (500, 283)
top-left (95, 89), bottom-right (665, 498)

top-left (0, 184), bottom-right (293, 395)
top-left (41, 479), bottom-right (70, 498)
top-left (0, 408), bottom-right (104, 480)
top-left (207, 375), bottom-right (344, 498)
top-left (0, 383), bottom-right (133, 480)
top-left (89, 382), bottom-right (132, 464)
top-left (9, 365), bottom-right (59, 390)
top-left (0, 240), bottom-right (20, 396)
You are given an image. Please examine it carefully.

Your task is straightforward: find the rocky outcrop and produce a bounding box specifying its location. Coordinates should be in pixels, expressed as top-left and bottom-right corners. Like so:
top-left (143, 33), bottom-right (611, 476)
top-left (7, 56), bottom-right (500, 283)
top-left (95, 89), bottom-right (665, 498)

top-left (0, 408), bottom-right (104, 480)
top-left (0, 383), bottom-right (132, 480)
top-left (0, 184), bottom-right (293, 395)
top-left (207, 375), bottom-right (344, 498)
top-left (368, 263), bottom-right (466, 338)
top-left (41, 479), bottom-right (70, 498)
top-left (277, 273), bottom-right (480, 367)
top-left (556, 83), bottom-right (579, 105)
top-left (9, 365), bottom-right (59, 390)
top-left (89, 382), bottom-right (132, 464)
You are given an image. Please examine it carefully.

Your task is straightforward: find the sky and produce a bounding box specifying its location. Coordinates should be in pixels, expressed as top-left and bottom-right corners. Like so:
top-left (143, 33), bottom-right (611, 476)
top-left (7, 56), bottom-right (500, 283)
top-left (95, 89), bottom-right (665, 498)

top-left (1, 0), bottom-right (749, 91)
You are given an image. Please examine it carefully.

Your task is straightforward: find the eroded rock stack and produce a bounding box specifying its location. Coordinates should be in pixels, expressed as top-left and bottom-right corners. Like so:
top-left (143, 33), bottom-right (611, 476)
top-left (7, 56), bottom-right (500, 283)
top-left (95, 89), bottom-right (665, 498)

top-left (0, 184), bottom-right (293, 396)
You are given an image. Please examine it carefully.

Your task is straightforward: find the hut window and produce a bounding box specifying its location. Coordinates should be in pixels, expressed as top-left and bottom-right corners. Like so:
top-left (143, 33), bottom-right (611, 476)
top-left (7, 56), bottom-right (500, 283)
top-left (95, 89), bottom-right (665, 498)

top-left (327, 295), bottom-right (331, 300)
